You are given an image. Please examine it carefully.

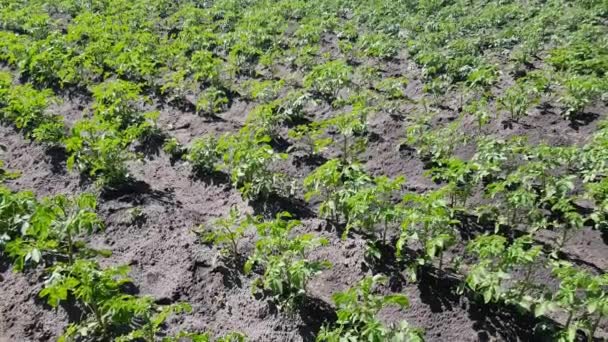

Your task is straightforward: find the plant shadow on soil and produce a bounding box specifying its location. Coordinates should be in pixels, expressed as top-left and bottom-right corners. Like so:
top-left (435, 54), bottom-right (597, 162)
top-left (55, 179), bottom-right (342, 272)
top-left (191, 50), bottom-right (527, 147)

top-left (257, 292), bottom-right (337, 342)
top-left (249, 193), bottom-right (316, 220)
top-left (568, 112), bottom-right (600, 130)
top-left (99, 179), bottom-right (175, 206)
top-left (350, 232), bottom-right (590, 342)
top-left (297, 295), bottom-right (337, 342)
top-left (209, 256), bottom-right (246, 290)
top-left (415, 269), bottom-right (559, 342)
top-left (44, 145), bottom-right (69, 174)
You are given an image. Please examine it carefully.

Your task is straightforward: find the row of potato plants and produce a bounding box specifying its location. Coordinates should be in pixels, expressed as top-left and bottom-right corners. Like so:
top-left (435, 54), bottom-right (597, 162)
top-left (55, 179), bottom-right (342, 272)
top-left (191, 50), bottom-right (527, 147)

top-left (0, 72), bottom-right (162, 189)
top-left (403, 122), bottom-right (608, 340)
top-left (1, 0), bottom-right (605, 128)
top-left (201, 207), bottom-right (424, 341)
top-left (179, 79), bottom-right (608, 340)
top-left (0, 168), bottom-right (245, 341)
top-left (2, 65), bottom-right (605, 342)
top-left (0, 0), bottom-right (606, 340)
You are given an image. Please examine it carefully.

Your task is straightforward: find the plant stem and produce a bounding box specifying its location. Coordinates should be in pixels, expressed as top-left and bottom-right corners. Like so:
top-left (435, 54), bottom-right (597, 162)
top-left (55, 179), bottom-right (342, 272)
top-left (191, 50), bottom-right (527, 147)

top-left (518, 264), bottom-right (533, 298)
top-left (342, 136), bottom-right (348, 163)
top-left (559, 227), bottom-right (569, 250)
top-left (90, 301), bottom-right (107, 336)
top-left (67, 232), bottom-right (73, 265)
top-left (589, 315), bottom-right (601, 342)
top-left (565, 310), bottom-right (573, 331)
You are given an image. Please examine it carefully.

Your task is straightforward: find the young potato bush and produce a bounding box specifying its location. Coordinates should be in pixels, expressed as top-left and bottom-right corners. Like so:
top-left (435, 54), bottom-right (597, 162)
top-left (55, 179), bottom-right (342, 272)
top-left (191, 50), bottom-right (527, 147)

top-left (217, 127), bottom-right (289, 201)
top-left (318, 275), bottom-right (423, 342)
top-left (303, 60), bottom-right (352, 102)
top-left (245, 212), bottom-right (330, 310)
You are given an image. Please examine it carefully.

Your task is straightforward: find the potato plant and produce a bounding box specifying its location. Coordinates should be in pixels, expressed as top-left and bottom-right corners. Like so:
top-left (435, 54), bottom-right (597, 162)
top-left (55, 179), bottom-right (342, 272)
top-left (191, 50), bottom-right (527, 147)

top-left (0, 160), bottom-right (19, 182)
top-left (397, 188), bottom-right (460, 276)
top-left (287, 122), bottom-right (332, 158)
top-left (558, 74), bottom-right (606, 119)
top-left (325, 108), bottom-right (368, 163)
top-left (345, 175), bottom-right (405, 241)
top-left (304, 159), bottom-right (371, 223)
top-left (115, 302), bottom-right (193, 342)
top-left (497, 82), bottom-right (541, 122)
top-left (1, 188), bottom-right (103, 270)
top-left (303, 60), bottom-right (352, 102)
top-left (65, 119), bottom-right (138, 188)
top-left (217, 128), bottom-right (288, 201)
top-left (405, 115), bottom-right (465, 165)
top-left (374, 76), bottom-right (409, 100)
top-left (463, 97), bottom-right (491, 131)
top-left (40, 260), bottom-right (190, 341)
top-left (463, 234), bottom-right (543, 306)
top-left (545, 262), bottom-right (608, 341)
top-left (200, 206), bottom-right (254, 261)
top-left (244, 212), bottom-right (330, 310)
top-left (317, 275), bottom-right (423, 342)
top-left (186, 135), bottom-right (222, 176)
top-left (44, 193), bottom-right (103, 264)
top-left (0, 0), bottom-right (607, 340)
top-left (91, 80), bottom-right (144, 129)
top-left (1, 82), bottom-right (64, 144)
top-left (196, 86), bottom-right (229, 117)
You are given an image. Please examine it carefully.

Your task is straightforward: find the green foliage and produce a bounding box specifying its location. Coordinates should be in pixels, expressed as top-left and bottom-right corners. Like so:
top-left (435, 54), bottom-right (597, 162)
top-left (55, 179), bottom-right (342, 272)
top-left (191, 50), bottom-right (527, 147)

top-left (1, 189), bottom-right (102, 271)
top-left (244, 212), bottom-right (330, 309)
top-left (356, 33), bottom-right (400, 59)
top-left (585, 177), bottom-right (608, 230)
top-left (245, 103), bottom-right (283, 139)
top-left (397, 188), bottom-right (459, 275)
top-left (39, 260), bottom-right (163, 341)
top-left (186, 135), bottom-right (221, 175)
top-left (497, 82), bottom-right (541, 121)
top-left (0, 0), bottom-right (607, 340)
top-left (318, 275), bottom-right (423, 342)
top-left (405, 115), bottom-right (465, 164)
top-left (558, 74), bottom-right (606, 119)
top-left (162, 137), bottom-right (185, 159)
top-left (544, 261), bottom-right (608, 341)
top-left (274, 90), bottom-right (312, 122)
top-left (0, 187), bottom-right (44, 269)
top-left (196, 86), bottom-right (229, 117)
top-left (1, 82), bottom-right (64, 144)
top-left (548, 42), bottom-right (608, 77)
top-left (91, 80), bottom-right (144, 129)
top-left (466, 64), bottom-right (499, 91)
top-left (190, 50), bottom-right (222, 85)
top-left (242, 79), bottom-right (285, 103)
top-left (65, 119), bottom-right (139, 188)
top-left (324, 107), bottom-right (369, 163)
top-left (170, 331), bottom-right (247, 342)
top-left (0, 160), bottom-right (19, 182)
top-left (217, 128), bottom-right (288, 201)
top-left (43, 193), bottom-right (103, 264)
top-left (0, 71), bottom-right (13, 106)
top-left (227, 40), bottom-right (261, 76)
top-left (428, 157), bottom-right (477, 209)
top-left (463, 97), bottom-right (491, 131)
top-left (115, 302), bottom-right (193, 342)
top-left (374, 76), bottom-right (409, 100)
top-left (200, 206), bottom-right (253, 260)
top-left (464, 235), bottom-right (542, 307)
top-left (304, 159), bottom-right (371, 223)
top-left (344, 175), bottom-right (405, 243)
top-left (288, 122), bottom-right (332, 157)
top-left (304, 60), bottom-right (352, 101)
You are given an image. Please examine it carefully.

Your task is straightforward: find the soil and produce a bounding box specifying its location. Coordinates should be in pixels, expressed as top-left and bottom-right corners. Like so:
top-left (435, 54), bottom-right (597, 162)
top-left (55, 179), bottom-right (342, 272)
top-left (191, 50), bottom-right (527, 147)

top-left (1, 48), bottom-right (607, 342)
